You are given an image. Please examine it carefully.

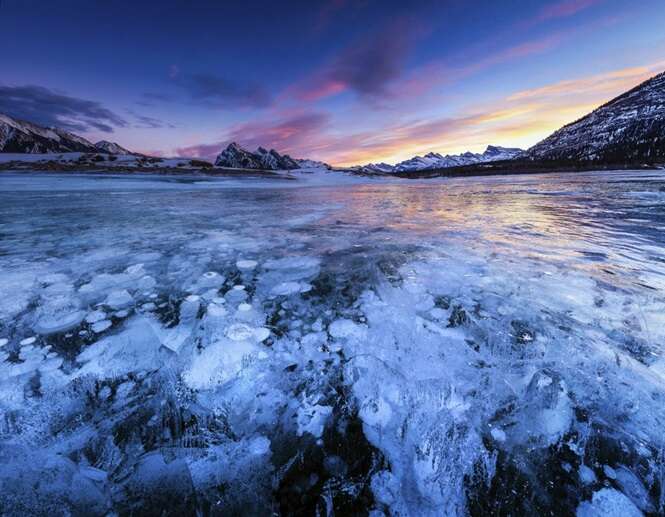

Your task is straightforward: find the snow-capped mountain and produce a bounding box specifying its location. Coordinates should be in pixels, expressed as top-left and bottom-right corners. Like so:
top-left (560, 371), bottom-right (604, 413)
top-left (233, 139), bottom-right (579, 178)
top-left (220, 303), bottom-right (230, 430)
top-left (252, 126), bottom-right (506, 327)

top-left (296, 158), bottom-right (332, 170)
top-left (355, 145), bottom-right (524, 173)
top-left (94, 140), bottom-right (135, 155)
top-left (215, 142), bottom-right (303, 170)
top-left (0, 112), bottom-right (99, 153)
top-left (528, 71), bottom-right (665, 163)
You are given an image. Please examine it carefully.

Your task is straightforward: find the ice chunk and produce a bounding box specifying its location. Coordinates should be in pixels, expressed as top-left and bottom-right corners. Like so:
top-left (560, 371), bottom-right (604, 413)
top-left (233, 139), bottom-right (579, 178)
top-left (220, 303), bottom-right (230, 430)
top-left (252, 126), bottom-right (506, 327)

top-left (237, 259), bottom-right (258, 270)
top-left (226, 323), bottom-right (255, 341)
top-left (34, 309), bottom-right (85, 335)
top-left (579, 465), bottom-right (597, 485)
top-left (91, 320), bottom-right (112, 333)
top-left (576, 488), bottom-right (642, 517)
top-left (85, 309), bottom-right (106, 323)
top-left (75, 316), bottom-right (165, 377)
top-left (137, 275), bottom-right (156, 290)
top-left (183, 337), bottom-right (256, 388)
top-left (271, 281), bottom-right (306, 296)
top-left (296, 398), bottom-right (332, 438)
top-left (20, 336), bottom-right (36, 346)
top-left (0, 338), bottom-right (7, 347)
top-left (328, 319), bottom-right (367, 339)
top-left (105, 290), bottom-right (134, 310)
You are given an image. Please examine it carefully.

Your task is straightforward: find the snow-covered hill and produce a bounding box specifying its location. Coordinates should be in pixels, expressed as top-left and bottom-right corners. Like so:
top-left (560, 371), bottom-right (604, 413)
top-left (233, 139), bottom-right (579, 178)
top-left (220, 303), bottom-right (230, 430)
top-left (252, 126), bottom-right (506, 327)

top-left (528, 71), bottom-right (665, 163)
top-left (354, 145), bottom-right (524, 173)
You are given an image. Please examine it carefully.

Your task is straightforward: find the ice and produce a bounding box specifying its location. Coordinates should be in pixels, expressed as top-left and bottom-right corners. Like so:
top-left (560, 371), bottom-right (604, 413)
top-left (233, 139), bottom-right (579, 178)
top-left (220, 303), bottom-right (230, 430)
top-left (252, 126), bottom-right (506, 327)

top-left (1, 171), bottom-right (664, 514)
top-left (296, 397), bottom-right (333, 438)
top-left (576, 488), bottom-right (643, 517)
top-left (104, 289), bottom-right (134, 309)
top-left (91, 320), bottom-right (112, 333)
top-left (236, 259), bottom-right (258, 270)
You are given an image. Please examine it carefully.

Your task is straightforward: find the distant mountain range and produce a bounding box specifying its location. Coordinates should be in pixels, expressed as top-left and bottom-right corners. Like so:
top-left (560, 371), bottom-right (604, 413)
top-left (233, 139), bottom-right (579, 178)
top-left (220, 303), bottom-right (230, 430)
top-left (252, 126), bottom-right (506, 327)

top-left (1, 70), bottom-right (663, 172)
top-left (356, 145), bottom-right (524, 173)
top-left (0, 113), bottom-right (137, 155)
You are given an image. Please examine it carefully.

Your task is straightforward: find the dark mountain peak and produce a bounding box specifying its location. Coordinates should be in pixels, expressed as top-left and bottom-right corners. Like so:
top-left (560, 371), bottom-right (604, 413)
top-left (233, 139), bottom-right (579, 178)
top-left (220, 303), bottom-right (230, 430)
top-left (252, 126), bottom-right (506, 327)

top-left (0, 112), bottom-right (98, 154)
top-left (215, 142), bottom-right (303, 170)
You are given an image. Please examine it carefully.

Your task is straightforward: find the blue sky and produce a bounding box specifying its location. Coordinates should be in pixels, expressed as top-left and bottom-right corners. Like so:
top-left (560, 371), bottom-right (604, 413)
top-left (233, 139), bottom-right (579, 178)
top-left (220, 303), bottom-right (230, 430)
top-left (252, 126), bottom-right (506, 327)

top-left (1, 0), bottom-right (664, 164)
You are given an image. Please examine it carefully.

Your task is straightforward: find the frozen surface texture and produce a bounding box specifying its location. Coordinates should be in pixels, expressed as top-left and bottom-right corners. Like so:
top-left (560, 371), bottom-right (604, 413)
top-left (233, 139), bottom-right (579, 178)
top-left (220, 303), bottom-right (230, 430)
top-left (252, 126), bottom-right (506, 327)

top-left (0, 171), bottom-right (664, 515)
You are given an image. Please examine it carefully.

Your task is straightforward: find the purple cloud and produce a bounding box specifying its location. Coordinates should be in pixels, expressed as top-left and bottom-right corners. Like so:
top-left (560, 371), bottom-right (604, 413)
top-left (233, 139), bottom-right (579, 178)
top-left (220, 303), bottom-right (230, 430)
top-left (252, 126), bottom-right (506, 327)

top-left (0, 84), bottom-right (127, 133)
top-left (176, 73), bottom-right (272, 109)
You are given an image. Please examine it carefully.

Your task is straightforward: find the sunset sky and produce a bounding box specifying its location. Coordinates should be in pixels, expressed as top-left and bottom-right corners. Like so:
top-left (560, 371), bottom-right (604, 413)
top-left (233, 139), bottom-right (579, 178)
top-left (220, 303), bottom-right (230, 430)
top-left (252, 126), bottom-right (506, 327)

top-left (1, 0), bottom-right (664, 166)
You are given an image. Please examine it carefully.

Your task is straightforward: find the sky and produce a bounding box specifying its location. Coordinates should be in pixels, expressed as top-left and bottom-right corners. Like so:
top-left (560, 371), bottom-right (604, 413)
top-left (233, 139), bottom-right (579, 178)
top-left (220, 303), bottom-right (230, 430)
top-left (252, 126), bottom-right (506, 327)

top-left (1, 0), bottom-right (664, 166)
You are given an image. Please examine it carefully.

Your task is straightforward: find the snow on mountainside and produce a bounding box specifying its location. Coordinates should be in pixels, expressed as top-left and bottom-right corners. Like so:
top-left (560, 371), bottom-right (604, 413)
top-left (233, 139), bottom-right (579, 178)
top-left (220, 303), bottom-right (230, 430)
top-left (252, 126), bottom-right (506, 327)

top-left (528, 71), bottom-right (665, 163)
top-left (215, 142), bottom-right (317, 170)
top-left (95, 140), bottom-right (136, 155)
top-left (0, 113), bottom-right (99, 153)
top-left (355, 145), bottom-right (524, 173)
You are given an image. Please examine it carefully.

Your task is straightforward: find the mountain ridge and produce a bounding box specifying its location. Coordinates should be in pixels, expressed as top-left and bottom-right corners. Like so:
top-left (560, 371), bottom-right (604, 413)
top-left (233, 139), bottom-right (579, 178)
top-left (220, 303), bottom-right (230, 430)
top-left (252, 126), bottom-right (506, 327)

top-left (0, 112), bottom-right (136, 155)
top-left (527, 71), bottom-right (665, 162)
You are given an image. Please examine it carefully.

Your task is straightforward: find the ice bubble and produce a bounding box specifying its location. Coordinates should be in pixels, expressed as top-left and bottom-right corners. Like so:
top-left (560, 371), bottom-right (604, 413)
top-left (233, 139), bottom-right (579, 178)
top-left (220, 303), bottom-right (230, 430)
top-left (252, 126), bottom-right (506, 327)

top-left (105, 290), bottom-right (134, 310)
top-left (248, 436), bottom-right (271, 455)
top-left (20, 336), bottom-right (36, 346)
top-left (91, 320), bottom-right (112, 333)
top-left (114, 310), bottom-right (129, 318)
top-left (34, 310), bottom-right (86, 335)
top-left (226, 323), bottom-right (255, 341)
top-left (238, 303), bottom-right (252, 312)
top-left (271, 282), bottom-right (300, 296)
top-left (225, 289), bottom-right (248, 304)
top-left (137, 275), bottom-right (156, 290)
top-left (125, 263), bottom-right (145, 277)
top-left (490, 428), bottom-right (507, 443)
top-left (85, 309), bottom-right (106, 323)
top-left (579, 465), bottom-right (597, 485)
top-left (180, 296), bottom-right (201, 321)
top-left (190, 272), bottom-right (225, 292)
top-left (39, 357), bottom-right (63, 372)
top-left (297, 400), bottom-right (332, 438)
top-left (253, 327), bottom-right (270, 342)
top-left (328, 319), bottom-right (367, 339)
top-left (237, 259), bottom-right (258, 270)
top-left (0, 338), bottom-right (7, 347)
top-left (603, 465), bottom-right (617, 480)
top-left (233, 285), bottom-right (246, 291)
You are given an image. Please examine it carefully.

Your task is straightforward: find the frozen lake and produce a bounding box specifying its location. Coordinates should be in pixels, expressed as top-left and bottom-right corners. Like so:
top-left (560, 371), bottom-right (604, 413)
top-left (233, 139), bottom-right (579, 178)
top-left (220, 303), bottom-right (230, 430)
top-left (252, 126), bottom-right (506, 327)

top-left (0, 170), bottom-right (664, 515)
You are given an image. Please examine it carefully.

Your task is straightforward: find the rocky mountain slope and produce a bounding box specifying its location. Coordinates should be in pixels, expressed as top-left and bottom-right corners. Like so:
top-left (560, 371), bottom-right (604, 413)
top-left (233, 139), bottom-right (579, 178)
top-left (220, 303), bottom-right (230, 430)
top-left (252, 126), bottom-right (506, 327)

top-left (0, 113), bottom-right (99, 153)
top-left (215, 142), bottom-right (302, 170)
top-left (0, 112), bottom-right (135, 155)
top-left (528, 71), bottom-right (665, 163)
top-left (356, 145), bottom-right (524, 173)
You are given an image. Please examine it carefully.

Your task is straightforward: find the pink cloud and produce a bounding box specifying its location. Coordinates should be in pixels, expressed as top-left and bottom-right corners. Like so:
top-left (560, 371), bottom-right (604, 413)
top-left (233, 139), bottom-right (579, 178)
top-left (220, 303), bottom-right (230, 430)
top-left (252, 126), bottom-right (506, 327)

top-left (536, 0), bottom-right (603, 22)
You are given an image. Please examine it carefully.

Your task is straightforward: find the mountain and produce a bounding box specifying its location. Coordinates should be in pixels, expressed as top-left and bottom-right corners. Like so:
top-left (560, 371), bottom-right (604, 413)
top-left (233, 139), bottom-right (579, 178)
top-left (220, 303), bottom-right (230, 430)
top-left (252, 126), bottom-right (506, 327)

top-left (296, 158), bottom-right (332, 170)
top-left (0, 113), bottom-right (99, 153)
top-left (355, 145), bottom-right (524, 173)
top-left (215, 142), bottom-right (302, 170)
top-left (528, 71), bottom-right (665, 163)
top-left (94, 140), bottom-right (135, 155)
